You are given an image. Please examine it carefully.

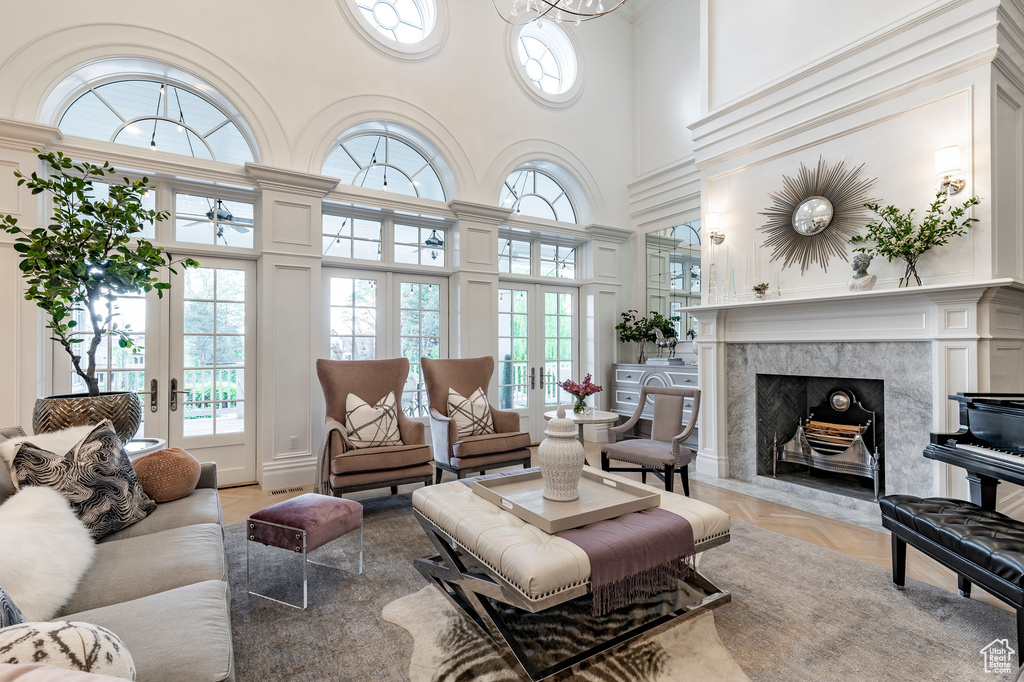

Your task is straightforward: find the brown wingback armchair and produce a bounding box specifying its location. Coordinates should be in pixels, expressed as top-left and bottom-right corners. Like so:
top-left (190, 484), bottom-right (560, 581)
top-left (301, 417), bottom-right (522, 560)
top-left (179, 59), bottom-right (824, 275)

top-left (421, 356), bottom-right (532, 483)
top-left (316, 358), bottom-right (433, 497)
top-left (601, 385), bottom-right (700, 496)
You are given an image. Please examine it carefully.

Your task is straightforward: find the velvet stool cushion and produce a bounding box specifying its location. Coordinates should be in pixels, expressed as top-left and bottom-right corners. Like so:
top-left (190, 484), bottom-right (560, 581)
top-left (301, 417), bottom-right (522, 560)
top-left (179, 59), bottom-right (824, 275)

top-left (248, 493), bottom-right (362, 553)
top-left (132, 448), bottom-right (202, 503)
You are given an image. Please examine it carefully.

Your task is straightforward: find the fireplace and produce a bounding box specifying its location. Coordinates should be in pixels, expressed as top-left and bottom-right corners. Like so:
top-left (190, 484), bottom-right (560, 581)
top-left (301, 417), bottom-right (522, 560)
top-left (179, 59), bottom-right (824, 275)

top-left (755, 374), bottom-right (884, 501)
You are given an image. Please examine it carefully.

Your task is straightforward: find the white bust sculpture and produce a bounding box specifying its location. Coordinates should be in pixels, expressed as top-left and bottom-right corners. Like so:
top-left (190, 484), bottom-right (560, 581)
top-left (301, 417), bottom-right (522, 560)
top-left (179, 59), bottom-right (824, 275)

top-left (848, 253), bottom-right (876, 292)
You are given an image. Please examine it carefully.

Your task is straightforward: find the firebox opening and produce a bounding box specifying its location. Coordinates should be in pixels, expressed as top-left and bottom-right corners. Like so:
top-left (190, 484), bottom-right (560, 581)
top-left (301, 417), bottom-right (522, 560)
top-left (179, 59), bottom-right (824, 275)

top-left (755, 373), bottom-right (885, 502)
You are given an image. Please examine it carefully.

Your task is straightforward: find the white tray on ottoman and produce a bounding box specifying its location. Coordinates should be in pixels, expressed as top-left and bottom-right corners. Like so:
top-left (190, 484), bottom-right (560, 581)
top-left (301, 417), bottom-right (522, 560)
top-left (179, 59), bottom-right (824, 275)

top-left (411, 467), bottom-right (732, 680)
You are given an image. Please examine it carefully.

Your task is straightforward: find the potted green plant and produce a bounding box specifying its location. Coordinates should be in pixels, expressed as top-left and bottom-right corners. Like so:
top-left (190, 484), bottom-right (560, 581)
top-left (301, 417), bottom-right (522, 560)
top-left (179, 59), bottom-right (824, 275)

top-left (850, 190), bottom-right (980, 287)
top-left (0, 150), bottom-right (198, 442)
top-left (615, 310), bottom-right (654, 364)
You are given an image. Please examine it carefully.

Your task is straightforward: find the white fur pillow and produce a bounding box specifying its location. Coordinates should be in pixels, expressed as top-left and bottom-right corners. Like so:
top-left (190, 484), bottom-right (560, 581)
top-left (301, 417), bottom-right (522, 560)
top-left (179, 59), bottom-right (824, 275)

top-left (0, 425), bottom-right (95, 477)
top-left (0, 486), bottom-right (96, 621)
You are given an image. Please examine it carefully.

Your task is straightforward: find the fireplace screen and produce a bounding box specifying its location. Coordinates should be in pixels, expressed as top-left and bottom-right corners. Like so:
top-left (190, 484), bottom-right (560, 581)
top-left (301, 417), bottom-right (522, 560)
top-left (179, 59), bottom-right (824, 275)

top-left (774, 388), bottom-right (883, 500)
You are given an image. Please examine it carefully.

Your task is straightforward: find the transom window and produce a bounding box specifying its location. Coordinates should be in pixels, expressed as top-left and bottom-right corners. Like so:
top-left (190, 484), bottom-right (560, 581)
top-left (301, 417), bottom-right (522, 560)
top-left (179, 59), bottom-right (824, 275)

top-left (499, 238), bottom-right (532, 275)
top-left (540, 243), bottom-right (576, 279)
top-left (395, 224), bottom-right (446, 267)
top-left (354, 0), bottom-right (436, 43)
top-left (58, 79), bottom-right (255, 165)
top-left (500, 168), bottom-right (577, 223)
top-left (323, 132), bottom-right (446, 201)
top-left (322, 215), bottom-right (383, 260)
top-left (517, 22), bottom-right (577, 96)
top-left (175, 193), bottom-right (255, 249)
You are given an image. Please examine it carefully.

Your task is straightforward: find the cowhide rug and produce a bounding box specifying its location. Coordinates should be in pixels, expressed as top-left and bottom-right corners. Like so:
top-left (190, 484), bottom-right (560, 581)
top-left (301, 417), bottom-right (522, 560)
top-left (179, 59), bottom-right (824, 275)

top-left (382, 585), bottom-right (749, 681)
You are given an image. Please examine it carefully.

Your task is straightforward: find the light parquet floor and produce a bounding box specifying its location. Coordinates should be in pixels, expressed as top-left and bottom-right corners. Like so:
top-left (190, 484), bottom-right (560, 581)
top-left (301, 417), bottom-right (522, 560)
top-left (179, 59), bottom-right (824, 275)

top-left (220, 442), bottom-right (1010, 613)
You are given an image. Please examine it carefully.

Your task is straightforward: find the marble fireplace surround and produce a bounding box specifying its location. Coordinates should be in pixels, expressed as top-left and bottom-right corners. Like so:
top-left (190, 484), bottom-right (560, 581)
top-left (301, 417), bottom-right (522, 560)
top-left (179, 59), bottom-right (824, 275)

top-left (688, 280), bottom-right (1024, 507)
top-left (729, 342), bottom-right (930, 498)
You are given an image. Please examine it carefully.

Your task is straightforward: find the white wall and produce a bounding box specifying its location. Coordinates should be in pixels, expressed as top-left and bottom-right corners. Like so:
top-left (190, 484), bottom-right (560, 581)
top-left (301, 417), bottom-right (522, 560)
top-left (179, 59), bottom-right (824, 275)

top-left (706, 0), bottom-right (934, 109)
top-left (633, 0), bottom-right (701, 177)
top-left (0, 0), bottom-right (635, 222)
top-left (0, 1), bottom-right (637, 486)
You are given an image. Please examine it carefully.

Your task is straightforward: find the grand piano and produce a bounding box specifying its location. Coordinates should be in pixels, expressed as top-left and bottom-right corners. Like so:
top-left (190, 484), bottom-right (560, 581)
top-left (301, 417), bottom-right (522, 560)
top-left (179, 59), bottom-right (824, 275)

top-left (926, 393), bottom-right (1024, 510)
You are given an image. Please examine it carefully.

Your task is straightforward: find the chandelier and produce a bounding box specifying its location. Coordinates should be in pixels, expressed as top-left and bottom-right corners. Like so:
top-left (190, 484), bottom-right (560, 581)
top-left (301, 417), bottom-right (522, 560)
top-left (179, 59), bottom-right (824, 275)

top-left (492, 0), bottom-right (629, 26)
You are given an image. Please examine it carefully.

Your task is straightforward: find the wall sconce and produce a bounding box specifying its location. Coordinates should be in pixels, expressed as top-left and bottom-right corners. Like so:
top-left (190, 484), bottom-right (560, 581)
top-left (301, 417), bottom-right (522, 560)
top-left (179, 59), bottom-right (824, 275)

top-left (935, 146), bottom-right (965, 195)
top-left (705, 212), bottom-right (725, 244)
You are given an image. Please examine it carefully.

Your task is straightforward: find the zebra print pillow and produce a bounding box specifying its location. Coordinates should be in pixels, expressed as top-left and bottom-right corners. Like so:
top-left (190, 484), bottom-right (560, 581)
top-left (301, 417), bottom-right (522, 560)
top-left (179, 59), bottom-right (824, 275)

top-left (10, 421), bottom-right (157, 540)
top-left (0, 585), bottom-right (26, 628)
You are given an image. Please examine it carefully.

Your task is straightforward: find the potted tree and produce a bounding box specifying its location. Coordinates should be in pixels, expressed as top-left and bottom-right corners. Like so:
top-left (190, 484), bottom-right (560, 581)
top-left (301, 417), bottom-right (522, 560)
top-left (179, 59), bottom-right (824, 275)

top-left (1, 150), bottom-right (198, 442)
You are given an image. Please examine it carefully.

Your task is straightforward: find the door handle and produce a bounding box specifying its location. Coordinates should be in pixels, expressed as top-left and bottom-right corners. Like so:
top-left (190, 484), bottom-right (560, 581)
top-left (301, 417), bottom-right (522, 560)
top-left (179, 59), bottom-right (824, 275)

top-left (530, 367), bottom-right (536, 390)
top-left (169, 378), bottom-right (190, 412)
top-left (137, 379), bottom-right (158, 413)
top-left (539, 367), bottom-right (545, 389)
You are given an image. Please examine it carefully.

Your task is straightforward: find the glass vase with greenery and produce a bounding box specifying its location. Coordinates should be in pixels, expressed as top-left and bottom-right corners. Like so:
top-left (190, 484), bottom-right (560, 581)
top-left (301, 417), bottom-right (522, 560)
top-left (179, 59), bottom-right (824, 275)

top-left (0, 150), bottom-right (199, 397)
top-left (615, 310), bottom-right (654, 363)
top-left (850, 190), bottom-right (980, 287)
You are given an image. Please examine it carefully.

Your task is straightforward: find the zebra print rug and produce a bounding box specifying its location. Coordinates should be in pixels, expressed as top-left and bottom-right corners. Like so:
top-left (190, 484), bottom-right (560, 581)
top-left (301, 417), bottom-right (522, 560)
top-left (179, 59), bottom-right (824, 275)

top-left (382, 586), bottom-right (749, 681)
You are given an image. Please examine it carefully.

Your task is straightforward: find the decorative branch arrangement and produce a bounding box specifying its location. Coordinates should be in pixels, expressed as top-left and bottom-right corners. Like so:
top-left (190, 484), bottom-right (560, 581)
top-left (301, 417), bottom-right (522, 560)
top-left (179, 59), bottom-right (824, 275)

top-left (759, 157), bottom-right (876, 274)
top-left (615, 310), bottom-right (680, 364)
top-left (0, 150), bottom-right (199, 396)
top-left (850, 190), bottom-right (980, 287)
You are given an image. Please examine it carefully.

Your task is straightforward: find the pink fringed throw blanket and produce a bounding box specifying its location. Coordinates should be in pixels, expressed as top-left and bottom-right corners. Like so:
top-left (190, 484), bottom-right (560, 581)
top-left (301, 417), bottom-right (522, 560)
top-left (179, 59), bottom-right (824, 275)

top-left (461, 470), bottom-right (695, 616)
top-left (556, 508), bottom-right (695, 616)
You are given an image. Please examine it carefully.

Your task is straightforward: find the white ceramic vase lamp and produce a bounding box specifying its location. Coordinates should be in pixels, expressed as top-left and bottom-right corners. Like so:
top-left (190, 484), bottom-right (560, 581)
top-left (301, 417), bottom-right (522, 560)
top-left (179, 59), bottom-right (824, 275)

top-left (538, 406), bottom-right (585, 501)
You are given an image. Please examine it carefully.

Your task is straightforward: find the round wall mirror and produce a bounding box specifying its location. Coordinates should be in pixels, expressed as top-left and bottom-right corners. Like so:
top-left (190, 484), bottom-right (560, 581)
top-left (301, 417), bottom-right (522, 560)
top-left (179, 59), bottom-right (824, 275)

top-left (792, 196), bottom-right (834, 236)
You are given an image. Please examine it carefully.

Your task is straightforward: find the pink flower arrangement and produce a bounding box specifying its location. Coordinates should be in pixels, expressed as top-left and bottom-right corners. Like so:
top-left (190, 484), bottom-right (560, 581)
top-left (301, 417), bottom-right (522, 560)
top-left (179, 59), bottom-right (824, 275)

top-left (560, 374), bottom-right (603, 413)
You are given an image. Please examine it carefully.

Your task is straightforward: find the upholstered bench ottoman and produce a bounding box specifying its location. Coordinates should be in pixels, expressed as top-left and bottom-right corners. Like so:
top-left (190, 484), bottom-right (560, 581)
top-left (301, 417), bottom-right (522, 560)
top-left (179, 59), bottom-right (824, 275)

top-left (247, 492), bottom-right (363, 609)
top-left (880, 494), bottom-right (1024, 655)
top-left (411, 468), bottom-right (732, 680)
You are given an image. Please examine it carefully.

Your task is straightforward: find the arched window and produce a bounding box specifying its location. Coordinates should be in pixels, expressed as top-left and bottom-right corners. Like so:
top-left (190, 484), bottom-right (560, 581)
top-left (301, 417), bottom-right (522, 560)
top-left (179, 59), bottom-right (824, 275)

top-left (516, 21), bottom-right (578, 96)
top-left (323, 130), bottom-right (447, 202)
top-left (499, 167), bottom-right (577, 223)
top-left (56, 76), bottom-right (256, 166)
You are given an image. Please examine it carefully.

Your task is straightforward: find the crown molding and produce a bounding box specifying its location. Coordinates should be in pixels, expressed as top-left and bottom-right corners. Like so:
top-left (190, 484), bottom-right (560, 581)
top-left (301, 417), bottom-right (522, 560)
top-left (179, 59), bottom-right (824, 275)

top-left (0, 118), bottom-right (61, 151)
top-left (586, 224), bottom-right (634, 242)
top-left (447, 200), bottom-right (513, 225)
top-left (245, 163), bottom-right (339, 197)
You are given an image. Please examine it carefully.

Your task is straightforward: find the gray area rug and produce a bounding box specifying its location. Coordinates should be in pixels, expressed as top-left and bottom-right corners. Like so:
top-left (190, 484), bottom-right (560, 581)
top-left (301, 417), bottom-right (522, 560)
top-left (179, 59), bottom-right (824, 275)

top-left (224, 493), bottom-right (1018, 681)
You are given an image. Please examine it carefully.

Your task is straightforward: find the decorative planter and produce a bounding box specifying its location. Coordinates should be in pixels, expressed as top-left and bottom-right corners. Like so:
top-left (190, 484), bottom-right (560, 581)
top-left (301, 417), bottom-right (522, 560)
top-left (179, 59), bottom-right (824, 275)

top-left (537, 406), bottom-right (585, 502)
top-left (33, 391), bottom-right (142, 444)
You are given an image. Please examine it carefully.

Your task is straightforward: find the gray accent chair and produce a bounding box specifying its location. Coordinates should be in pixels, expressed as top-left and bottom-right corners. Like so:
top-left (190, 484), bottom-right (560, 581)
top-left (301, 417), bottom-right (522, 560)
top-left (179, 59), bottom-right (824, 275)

top-left (600, 386), bottom-right (700, 496)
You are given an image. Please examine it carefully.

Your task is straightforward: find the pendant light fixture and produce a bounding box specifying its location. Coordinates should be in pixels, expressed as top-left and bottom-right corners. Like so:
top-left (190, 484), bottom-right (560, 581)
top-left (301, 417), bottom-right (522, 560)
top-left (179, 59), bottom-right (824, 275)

top-left (425, 228), bottom-right (444, 260)
top-left (492, 0), bottom-right (628, 26)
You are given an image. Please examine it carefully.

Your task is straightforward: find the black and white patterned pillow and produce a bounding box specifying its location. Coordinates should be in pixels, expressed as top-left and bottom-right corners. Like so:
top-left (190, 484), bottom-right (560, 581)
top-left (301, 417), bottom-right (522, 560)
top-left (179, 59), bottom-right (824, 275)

top-left (10, 421), bottom-right (156, 540)
top-left (448, 387), bottom-right (494, 437)
top-left (344, 391), bottom-right (403, 449)
top-left (0, 585), bottom-right (26, 628)
top-left (0, 621), bottom-right (136, 679)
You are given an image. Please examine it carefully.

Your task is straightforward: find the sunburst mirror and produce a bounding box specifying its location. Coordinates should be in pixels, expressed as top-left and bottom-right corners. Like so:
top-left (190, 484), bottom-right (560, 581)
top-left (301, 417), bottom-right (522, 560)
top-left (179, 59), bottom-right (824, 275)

top-left (758, 157), bottom-right (876, 273)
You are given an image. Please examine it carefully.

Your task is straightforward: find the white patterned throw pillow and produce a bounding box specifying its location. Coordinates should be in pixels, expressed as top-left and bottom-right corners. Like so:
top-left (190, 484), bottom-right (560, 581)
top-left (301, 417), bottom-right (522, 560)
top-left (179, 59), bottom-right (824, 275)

top-left (0, 621), bottom-right (136, 680)
top-left (448, 388), bottom-right (494, 437)
top-left (344, 392), bottom-right (403, 449)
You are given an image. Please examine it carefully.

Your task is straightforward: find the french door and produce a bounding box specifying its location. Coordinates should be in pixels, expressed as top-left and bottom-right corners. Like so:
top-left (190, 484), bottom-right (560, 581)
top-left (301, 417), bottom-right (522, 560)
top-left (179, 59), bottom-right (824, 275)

top-left (322, 267), bottom-right (448, 419)
top-left (497, 283), bottom-right (578, 441)
top-left (53, 256), bottom-right (258, 486)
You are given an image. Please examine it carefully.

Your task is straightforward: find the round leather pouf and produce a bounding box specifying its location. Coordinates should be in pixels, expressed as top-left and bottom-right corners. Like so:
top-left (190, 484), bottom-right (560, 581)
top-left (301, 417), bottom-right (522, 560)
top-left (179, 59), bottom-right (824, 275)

top-left (132, 448), bottom-right (202, 503)
top-left (33, 392), bottom-right (142, 445)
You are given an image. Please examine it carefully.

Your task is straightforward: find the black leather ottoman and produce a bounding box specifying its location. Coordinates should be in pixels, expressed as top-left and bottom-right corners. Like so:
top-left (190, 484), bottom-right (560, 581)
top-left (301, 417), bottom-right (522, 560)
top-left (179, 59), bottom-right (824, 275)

top-left (880, 494), bottom-right (1024, 657)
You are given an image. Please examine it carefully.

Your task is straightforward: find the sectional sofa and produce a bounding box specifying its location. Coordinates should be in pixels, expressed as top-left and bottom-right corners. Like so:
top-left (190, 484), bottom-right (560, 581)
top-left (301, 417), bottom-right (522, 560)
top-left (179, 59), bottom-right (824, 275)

top-left (0, 431), bottom-right (235, 682)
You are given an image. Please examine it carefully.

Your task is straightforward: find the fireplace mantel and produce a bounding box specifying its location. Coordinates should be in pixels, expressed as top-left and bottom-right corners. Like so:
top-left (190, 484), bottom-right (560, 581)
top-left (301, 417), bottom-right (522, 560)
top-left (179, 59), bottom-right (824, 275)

top-left (686, 278), bottom-right (1024, 505)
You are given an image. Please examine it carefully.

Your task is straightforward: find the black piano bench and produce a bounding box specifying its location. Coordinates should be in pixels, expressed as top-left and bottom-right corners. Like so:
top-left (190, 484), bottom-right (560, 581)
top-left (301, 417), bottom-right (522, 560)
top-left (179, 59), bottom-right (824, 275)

top-left (880, 494), bottom-right (1024, 656)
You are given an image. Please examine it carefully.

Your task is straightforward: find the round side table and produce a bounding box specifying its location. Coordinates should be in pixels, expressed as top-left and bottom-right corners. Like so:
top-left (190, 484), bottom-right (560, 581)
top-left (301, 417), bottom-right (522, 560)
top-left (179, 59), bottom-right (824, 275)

top-left (125, 437), bottom-right (166, 460)
top-left (542, 409), bottom-right (620, 444)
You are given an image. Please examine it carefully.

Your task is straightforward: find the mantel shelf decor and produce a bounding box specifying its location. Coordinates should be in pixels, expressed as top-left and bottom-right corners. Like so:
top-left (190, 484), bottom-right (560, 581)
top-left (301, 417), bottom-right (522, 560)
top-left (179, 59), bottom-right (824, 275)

top-left (759, 156), bottom-right (876, 274)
